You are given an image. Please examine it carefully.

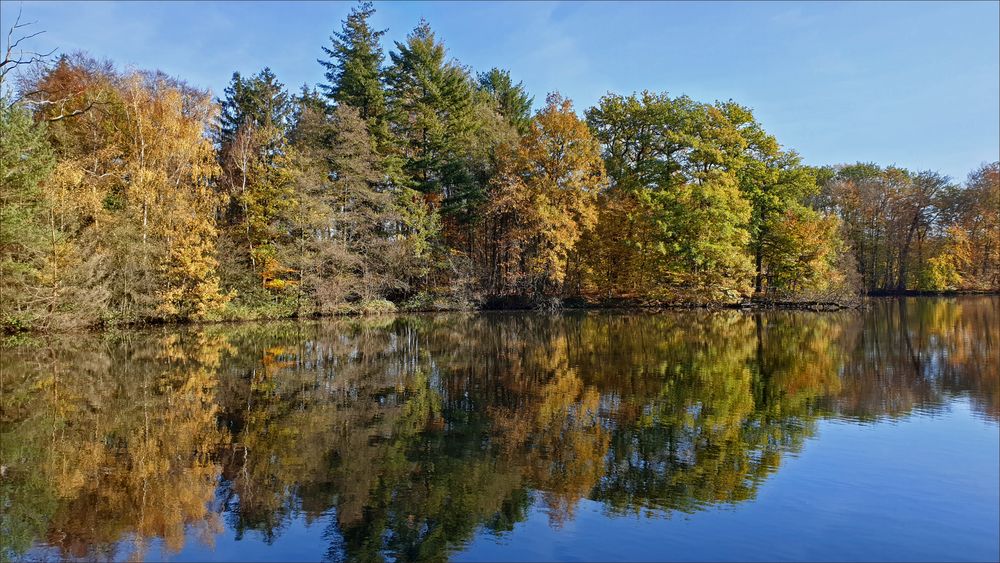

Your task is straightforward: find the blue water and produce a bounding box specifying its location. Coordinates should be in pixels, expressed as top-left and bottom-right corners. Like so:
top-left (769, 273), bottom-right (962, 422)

top-left (3, 297), bottom-right (998, 562)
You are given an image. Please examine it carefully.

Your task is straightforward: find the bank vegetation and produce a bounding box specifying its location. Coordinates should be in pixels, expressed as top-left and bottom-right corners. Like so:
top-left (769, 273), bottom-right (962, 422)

top-left (2, 4), bottom-right (998, 332)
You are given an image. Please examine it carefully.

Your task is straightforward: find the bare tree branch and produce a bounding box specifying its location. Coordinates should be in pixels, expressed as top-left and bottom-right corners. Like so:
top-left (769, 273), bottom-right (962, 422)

top-left (1, 4), bottom-right (55, 83)
top-left (0, 6), bottom-right (99, 121)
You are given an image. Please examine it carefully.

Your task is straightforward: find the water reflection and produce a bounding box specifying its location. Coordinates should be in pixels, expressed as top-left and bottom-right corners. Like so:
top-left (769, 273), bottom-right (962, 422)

top-left (2, 297), bottom-right (997, 561)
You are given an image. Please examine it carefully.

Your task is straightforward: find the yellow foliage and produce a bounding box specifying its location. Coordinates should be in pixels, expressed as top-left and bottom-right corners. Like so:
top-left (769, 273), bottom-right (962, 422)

top-left (487, 93), bottom-right (606, 295)
top-left (113, 74), bottom-right (228, 319)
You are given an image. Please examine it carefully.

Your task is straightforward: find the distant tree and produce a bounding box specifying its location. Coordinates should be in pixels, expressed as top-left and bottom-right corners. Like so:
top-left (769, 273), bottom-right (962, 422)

top-left (819, 164), bottom-right (956, 293)
top-left (924, 161), bottom-right (1000, 291)
top-left (959, 162), bottom-right (1000, 289)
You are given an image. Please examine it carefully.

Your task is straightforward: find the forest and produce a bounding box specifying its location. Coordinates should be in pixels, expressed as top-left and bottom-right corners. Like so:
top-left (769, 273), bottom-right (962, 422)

top-left (2, 2), bottom-right (998, 331)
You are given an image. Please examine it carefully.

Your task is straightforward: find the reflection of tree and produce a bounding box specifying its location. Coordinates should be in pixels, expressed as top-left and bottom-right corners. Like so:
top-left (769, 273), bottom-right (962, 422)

top-left (924, 299), bottom-right (999, 420)
top-left (573, 311), bottom-right (835, 515)
top-left (1, 331), bottom-right (229, 561)
top-left (488, 335), bottom-right (609, 527)
top-left (212, 321), bottom-right (432, 543)
top-left (3, 297), bottom-right (997, 562)
top-left (830, 298), bottom-right (998, 421)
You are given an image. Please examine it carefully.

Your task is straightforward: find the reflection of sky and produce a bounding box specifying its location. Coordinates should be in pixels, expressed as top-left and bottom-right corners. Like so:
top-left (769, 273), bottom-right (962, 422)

top-left (164, 513), bottom-right (334, 562)
top-left (459, 399), bottom-right (1000, 562)
top-left (26, 399), bottom-right (997, 562)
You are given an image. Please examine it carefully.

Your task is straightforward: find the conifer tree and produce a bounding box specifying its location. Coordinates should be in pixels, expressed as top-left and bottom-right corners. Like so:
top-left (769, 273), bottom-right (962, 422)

top-left (318, 1), bottom-right (389, 142)
top-left (0, 98), bottom-right (55, 330)
top-left (478, 68), bottom-right (533, 134)
top-left (217, 68), bottom-right (292, 149)
top-left (319, 2), bottom-right (385, 122)
top-left (386, 19), bottom-right (477, 201)
top-left (217, 68), bottom-right (298, 290)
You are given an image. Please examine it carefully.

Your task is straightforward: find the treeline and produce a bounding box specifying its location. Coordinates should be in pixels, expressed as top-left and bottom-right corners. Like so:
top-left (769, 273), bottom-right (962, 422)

top-left (2, 2), bottom-right (998, 331)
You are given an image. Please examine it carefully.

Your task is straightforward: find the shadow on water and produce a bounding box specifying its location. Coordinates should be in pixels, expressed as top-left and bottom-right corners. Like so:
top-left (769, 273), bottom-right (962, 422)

top-left (1, 297), bottom-right (997, 561)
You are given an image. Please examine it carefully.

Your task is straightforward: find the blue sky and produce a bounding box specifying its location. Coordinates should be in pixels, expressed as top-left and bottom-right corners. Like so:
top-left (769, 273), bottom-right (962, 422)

top-left (2, 1), bottom-right (997, 181)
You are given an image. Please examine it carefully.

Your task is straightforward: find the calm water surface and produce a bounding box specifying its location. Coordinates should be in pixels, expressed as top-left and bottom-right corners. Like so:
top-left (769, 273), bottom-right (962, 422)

top-left (2, 297), bottom-right (998, 562)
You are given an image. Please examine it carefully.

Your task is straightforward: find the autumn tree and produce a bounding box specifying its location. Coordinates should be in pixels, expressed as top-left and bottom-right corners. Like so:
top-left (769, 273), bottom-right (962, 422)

top-left (819, 164), bottom-right (959, 293)
top-left (895, 171), bottom-right (953, 291)
top-left (948, 162), bottom-right (1000, 290)
top-left (765, 206), bottom-right (851, 296)
top-left (486, 93), bottom-right (605, 297)
top-left (14, 55), bottom-right (119, 327)
top-left (111, 72), bottom-right (229, 319)
top-left (18, 56), bottom-right (228, 323)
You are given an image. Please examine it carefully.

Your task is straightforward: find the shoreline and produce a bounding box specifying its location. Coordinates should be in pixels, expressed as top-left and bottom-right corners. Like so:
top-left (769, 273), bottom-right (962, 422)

top-left (9, 292), bottom-right (998, 338)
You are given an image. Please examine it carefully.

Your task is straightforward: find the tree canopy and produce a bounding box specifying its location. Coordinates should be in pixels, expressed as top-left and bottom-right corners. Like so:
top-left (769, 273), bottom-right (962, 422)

top-left (2, 3), bottom-right (995, 333)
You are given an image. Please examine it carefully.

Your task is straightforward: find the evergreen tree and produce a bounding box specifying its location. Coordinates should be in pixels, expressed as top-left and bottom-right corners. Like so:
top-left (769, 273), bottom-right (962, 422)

top-left (385, 18), bottom-right (513, 277)
top-left (0, 98), bottom-right (55, 330)
top-left (217, 68), bottom-right (298, 290)
top-left (478, 68), bottom-right (533, 134)
top-left (217, 67), bottom-right (293, 150)
top-left (318, 1), bottom-right (389, 145)
top-left (386, 19), bottom-right (477, 201)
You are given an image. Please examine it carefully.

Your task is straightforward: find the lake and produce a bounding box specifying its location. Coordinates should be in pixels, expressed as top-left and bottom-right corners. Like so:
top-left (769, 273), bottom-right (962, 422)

top-left (2, 297), bottom-right (998, 562)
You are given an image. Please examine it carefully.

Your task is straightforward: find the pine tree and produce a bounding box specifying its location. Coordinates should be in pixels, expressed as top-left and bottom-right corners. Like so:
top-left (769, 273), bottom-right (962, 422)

top-left (318, 1), bottom-right (387, 127)
top-left (386, 19), bottom-right (477, 201)
top-left (217, 68), bottom-right (293, 150)
top-left (478, 68), bottom-right (533, 134)
top-left (217, 68), bottom-right (298, 290)
top-left (0, 98), bottom-right (55, 330)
